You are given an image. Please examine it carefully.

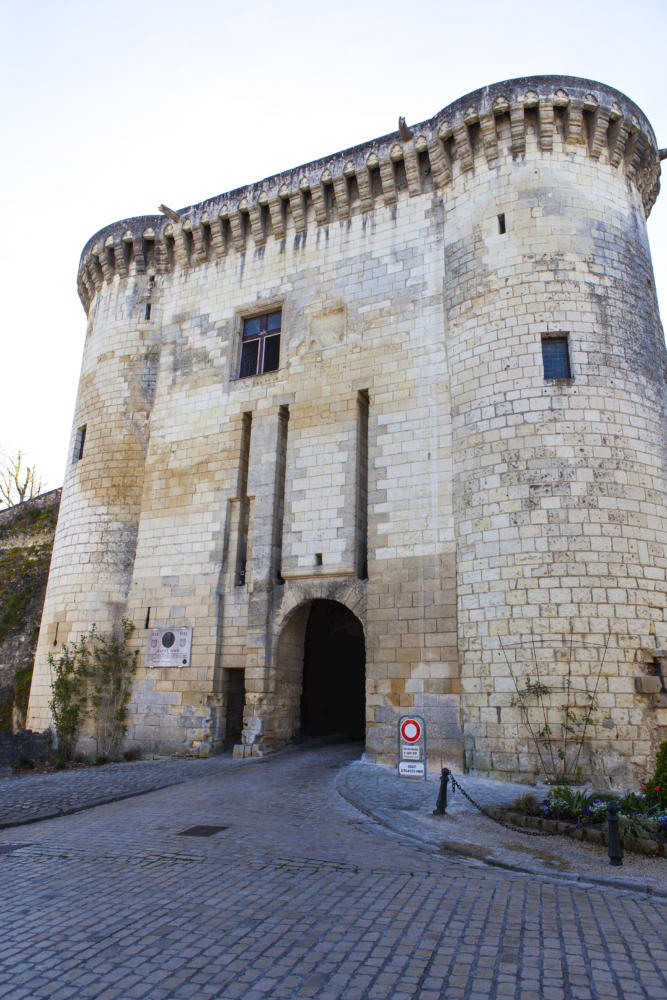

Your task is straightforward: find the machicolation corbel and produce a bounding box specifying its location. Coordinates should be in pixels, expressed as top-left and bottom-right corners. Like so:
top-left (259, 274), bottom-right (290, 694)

top-left (75, 76), bottom-right (663, 315)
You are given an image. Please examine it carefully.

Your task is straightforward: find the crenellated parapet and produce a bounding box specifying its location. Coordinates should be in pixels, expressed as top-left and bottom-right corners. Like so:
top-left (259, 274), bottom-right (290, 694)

top-left (77, 75), bottom-right (661, 314)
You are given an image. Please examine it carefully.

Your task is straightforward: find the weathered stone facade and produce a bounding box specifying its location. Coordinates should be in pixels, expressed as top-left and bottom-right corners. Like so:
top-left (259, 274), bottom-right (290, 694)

top-left (27, 75), bottom-right (667, 785)
top-left (1, 490), bottom-right (60, 731)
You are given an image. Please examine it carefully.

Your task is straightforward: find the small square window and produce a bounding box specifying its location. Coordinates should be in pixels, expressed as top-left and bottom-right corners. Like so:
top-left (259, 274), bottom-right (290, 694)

top-left (73, 425), bottom-right (86, 462)
top-left (239, 311), bottom-right (281, 378)
top-left (541, 337), bottom-right (571, 379)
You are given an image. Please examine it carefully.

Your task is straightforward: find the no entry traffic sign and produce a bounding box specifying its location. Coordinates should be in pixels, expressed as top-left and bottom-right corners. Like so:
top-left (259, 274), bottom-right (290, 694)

top-left (397, 714), bottom-right (426, 780)
top-left (400, 718), bottom-right (421, 743)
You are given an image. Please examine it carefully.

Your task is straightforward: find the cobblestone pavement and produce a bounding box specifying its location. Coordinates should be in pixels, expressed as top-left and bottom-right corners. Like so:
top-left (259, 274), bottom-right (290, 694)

top-left (338, 762), bottom-right (667, 894)
top-left (0, 754), bottom-right (238, 828)
top-left (1, 743), bottom-right (667, 1000)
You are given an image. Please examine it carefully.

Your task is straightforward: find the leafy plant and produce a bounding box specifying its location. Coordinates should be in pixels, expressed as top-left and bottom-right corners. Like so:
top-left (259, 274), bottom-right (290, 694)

top-left (545, 784), bottom-right (596, 819)
top-left (501, 630), bottom-right (609, 783)
top-left (48, 634), bottom-right (90, 760)
top-left (516, 784), bottom-right (667, 843)
top-left (86, 619), bottom-right (139, 759)
top-left (643, 741), bottom-right (667, 809)
top-left (48, 619), bottom-right (139, 761)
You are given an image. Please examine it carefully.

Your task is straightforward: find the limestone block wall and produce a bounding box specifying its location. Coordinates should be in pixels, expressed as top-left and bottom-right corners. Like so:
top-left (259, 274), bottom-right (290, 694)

top-left (27, 74), bottom-right (665, 783)
top-left (28, 282), bottom-right (160, 730)
top-left (445, 81), bottom-right (667, 784)
top-left (109, 189), bottom-right (459, 760)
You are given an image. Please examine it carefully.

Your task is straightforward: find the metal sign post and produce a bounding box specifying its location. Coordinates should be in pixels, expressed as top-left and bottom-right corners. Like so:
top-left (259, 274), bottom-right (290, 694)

top-left (397, 715), bottom-right (427, 779)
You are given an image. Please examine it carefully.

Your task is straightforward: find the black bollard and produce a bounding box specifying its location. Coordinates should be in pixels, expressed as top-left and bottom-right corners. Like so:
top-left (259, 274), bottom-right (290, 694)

top-left (433, 767), bottom-right (451, 815)
top-left (607, 801), bottom-right (623, 867)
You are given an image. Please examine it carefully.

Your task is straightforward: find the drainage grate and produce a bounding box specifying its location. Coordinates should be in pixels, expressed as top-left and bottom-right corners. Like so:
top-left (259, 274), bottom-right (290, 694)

top-left (178, 825), bottom-right (229, 837)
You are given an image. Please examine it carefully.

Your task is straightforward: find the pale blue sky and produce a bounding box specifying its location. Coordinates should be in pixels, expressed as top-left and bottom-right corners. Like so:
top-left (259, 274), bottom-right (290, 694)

top-left (2, 0), bottom-right (666, 488)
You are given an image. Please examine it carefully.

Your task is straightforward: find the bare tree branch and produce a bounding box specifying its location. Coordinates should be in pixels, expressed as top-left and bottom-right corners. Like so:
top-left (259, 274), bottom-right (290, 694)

top-left (0, 449), bottom-right (45, 509)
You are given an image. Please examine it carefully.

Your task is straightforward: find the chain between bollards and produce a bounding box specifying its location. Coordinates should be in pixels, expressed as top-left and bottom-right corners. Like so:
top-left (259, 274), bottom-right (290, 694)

top-left (432, 770), bottom-right (628, 867)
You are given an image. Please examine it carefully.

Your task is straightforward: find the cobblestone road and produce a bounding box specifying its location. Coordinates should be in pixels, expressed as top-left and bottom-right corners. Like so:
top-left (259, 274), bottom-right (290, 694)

top-left (1, 743), bottom-right (666, 999)
top-left (0, 754), bottom-right (238, 828)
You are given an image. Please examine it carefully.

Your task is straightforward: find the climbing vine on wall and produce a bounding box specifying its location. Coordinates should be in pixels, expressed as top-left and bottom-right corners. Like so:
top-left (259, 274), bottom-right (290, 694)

top-left (49, 619), bottom-right (139, 760)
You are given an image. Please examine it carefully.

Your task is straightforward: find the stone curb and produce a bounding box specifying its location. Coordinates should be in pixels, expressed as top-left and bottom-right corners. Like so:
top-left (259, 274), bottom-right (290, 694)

top-left (335, 768), bottom-right (667, 899)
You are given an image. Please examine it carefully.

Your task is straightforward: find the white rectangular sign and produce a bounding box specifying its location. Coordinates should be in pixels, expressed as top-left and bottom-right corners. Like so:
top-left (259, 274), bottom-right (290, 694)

top-left (399, 761), bottom-right (425, 777)
top-left (401, 746), bottom-right (421, 760)
top-left (146, 627), bottom-right (193, 667)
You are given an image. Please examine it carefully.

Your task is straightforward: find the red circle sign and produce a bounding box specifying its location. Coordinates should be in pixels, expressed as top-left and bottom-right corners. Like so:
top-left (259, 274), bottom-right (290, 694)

top-left (401, 719), bottom-right (421, 743)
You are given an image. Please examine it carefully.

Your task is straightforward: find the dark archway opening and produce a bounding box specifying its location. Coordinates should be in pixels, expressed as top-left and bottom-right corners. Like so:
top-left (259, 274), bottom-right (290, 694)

top-left (301, 600), bottom-right (365, 739)
top-left (222, 668), bottom-right (245, 748)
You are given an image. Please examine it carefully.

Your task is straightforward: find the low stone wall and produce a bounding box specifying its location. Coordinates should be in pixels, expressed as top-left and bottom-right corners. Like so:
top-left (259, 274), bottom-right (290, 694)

top-left (492, 808), bottom-right (666, 858)
top-left (0, 489), bottom-right (61, 730)
top-left (0, 729), bottom-right (50, 767)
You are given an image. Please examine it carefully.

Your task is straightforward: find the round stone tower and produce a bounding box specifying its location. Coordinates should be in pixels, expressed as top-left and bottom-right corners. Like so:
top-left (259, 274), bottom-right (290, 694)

top-left (27, 232), bottom-right (161, 730)
top-left (445, 77), bottom-right (666, 785)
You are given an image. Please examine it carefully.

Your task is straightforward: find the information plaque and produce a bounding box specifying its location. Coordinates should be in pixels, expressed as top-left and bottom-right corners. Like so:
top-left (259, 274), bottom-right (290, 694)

top-left (146, 627), bottom-right (193, 667)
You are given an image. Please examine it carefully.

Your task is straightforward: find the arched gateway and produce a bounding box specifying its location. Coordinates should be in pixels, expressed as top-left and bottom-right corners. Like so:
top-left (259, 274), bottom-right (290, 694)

top-left (270, 600), bottom-right (366, 746)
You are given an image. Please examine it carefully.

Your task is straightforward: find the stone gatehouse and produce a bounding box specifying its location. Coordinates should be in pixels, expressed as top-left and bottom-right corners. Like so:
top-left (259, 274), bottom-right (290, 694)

top-left (27, 75), bottom-right (667, 785)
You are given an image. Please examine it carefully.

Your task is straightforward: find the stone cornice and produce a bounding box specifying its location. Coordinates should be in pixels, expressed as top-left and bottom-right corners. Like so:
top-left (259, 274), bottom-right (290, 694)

top-left (77, 75), bottom-right (661, 314)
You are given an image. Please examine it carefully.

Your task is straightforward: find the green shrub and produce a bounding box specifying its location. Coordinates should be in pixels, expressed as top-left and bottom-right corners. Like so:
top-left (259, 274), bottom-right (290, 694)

top-left (545, 785), bottom-right (597, 821)
top-left (48, 635), bottom-right (89, 761)
top-left (86, 619), bottom-right (139, 759)
top-left (48, 619), bottom-right (138, 762)
top-left (643, 741), bottom-right (667, 809)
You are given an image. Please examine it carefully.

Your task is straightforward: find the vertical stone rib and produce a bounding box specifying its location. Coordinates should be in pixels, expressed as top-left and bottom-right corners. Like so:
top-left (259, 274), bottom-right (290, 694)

top-left (311, 182), bottom-right (328, 225)
top-left (453, 123), bottom-right (474, 173)
top-left (565, 101), bottom-right (585, 146)
top-left (133, 237), bottom-right (146, 274)
top-left (539, 100), bottom-right (554, 152)
top-left (80, 271), bottom-right (93, 303)
top-left (235, 412), bottom-right (252, 587)
top-left (272, 406), bottom-right (289, 583)
top-left (97, 247), bottom-right (114, 283)
top-left (191, 224), bottom-right (208, 263)
top-left (228, 211), bottom-right (246, 252)
top-left (248, 205), bottom-right (266, 246)
top-left (509, 103), bottom-right (526, 156)
top-left (479, 113), bottom-right (498, 164)
top-left (289, 192), bottom-right (307, 233)
top-left (333, 176), bottom-right (350, 219)
top-left (210, 217), bottom-right (226, 256)
top-left (378, 158), bottom-right (398, 203)
top-left (589, 108), bottom-right (610, 159)
top-left (169, 226), bottom-right (187, 263)
top-left (113, 242), bottom-right (128, 279)
top-left (355, 166), bottom-right (374, 211)
top-left (154, 240), bottom-right (169, 273)
top-left (356, 390), bottom-right (369, 580)
top-left (268, 198), bottom-right (286, 239)
top-left (402, 141), bottom-right (423, 195)
top-left (624, 128), bottom-right (643, 182)
top-left (609, 117), bottom-right (631, 168)
top-left (89, 254), bottom-right (103, 290)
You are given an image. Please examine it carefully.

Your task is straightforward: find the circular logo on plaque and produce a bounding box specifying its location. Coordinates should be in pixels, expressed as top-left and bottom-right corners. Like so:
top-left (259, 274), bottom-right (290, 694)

top-left (161, 631), bottom-right (176, 649)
